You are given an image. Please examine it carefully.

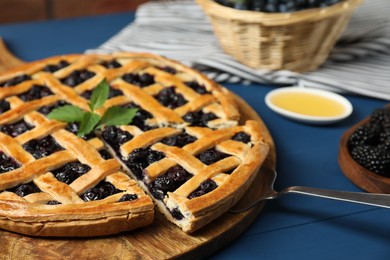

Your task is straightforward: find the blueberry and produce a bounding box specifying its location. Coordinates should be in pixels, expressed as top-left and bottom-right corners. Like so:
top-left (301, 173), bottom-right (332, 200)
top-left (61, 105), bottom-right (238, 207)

top-left (11, 182), bottom-right (40, 197)
top-left (128, 148), bottom-right (149, 163)
top-left (147, 150), bottom-right (165, 164)
top-left (18, 85), bottom-right (53, 101)
top-left (99, 182), bottom-right (119, 198)
top-left (99, 149), bottom-right (112, 160)
top-left (183, 111), bottom-right (217, 127)
top-left (82, 188), bottom-right (103, 201)
top-left (161, 133), bottom-right (197, 148)
top-left (101, 126), bottom-right (133, 150)
top-left (43, 60), bottom-right (69, 73)
top-left (100, 60), bottom-right (122, 69)
top-left (188, 179), bottom-right (218, 199)
top-left (126, 163), bottom-right (146, 180)
top-left (157, 66), bottom-right (177, 74)
top-left (184, 81), bottom-right (209, 94)
top-left (122, 73), bottom-right (155, 88)
top-left (149, 166), bottom-right (192, 200)
top-left (0, 100), bottom-right (10, 114)
top-left (81, 181), bottom-right (120, 201)
top-left (201, 112), bottom-right (218, 126)
top-left (183, 111), bottom-right (202, 126)
top-left (0, 120), bottom-right (34, 137)
top-left (0, 74), bottom-right (31, 87)
top-left (108, 87), bottom-right (123, 98)
top-left (155, 87), bottom-right (187, 109)
top-left (54, 170), bottom-right (76, 184)
top-left (53, 161), bottom-right (90, 184)
top-left (197, 149), bottom-right (228, 165)
top-left (0, 151), bottom-right (20, 173)
top-left (118, 194), bottom-right (138, 202)
top-left (232, 132), bottom-right (251, 143)
top-left (61, 70), bottom-right (95, 87)
top-left (152, 175), bottom-right (176, 195)
top-left (170, 207), bottom-right (184, 220)
top-left (23, 136), bottom-right (64, 159)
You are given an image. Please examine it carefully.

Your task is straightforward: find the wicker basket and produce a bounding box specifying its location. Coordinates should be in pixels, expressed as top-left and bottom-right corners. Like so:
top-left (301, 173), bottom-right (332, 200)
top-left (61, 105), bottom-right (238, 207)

top-left (196, 0), bottom-right (363, 72)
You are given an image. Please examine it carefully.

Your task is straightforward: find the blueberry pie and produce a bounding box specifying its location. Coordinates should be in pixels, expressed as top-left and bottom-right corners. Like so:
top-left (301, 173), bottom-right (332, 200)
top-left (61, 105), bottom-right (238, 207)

top-left (0, 52), bottom-right (269, 236)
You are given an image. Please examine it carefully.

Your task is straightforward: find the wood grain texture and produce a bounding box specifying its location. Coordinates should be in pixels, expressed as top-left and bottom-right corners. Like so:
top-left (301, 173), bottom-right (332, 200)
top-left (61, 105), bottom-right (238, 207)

top-left (0, 48), bottom-right (275, 258)
top-left (0, 0), bottom-right (46, 24)
top-left (339, 113), bottom-right (390, 193)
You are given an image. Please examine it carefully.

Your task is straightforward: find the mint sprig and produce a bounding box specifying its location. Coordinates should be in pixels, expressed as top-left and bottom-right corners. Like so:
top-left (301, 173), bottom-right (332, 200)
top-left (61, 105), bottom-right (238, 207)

top-left (47, 79), bottom-right (138, 137)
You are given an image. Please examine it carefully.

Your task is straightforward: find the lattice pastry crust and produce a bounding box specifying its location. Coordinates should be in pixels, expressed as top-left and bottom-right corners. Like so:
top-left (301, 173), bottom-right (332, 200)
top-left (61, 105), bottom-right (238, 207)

top-left (0, 52), bottom-right (269, 236)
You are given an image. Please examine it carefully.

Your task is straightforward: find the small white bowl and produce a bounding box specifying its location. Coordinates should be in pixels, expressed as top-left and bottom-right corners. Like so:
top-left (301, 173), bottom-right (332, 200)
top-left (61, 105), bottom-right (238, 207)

top-left (265, 87), bottom-right (353, 124)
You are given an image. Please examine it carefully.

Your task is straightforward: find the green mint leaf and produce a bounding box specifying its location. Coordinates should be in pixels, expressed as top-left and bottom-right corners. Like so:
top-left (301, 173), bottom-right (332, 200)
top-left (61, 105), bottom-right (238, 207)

top-left (47, 105), bottom-right (86, 123)
top-left (89, 79), bottom-right (109, 111)
top-left (97, 107), bottom-right (138, 129)
top-left (77, 112), bottom-right (101, 137)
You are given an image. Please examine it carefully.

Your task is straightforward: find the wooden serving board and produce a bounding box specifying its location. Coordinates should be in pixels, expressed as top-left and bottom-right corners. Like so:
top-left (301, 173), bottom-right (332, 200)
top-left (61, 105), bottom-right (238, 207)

top-left (0, 44), bottom-right (276, 259)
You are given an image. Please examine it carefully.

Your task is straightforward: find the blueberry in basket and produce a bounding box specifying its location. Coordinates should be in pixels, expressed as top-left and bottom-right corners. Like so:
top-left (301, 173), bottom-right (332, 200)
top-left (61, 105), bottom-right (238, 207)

top-left (215, 0), bottom-right (344, 12)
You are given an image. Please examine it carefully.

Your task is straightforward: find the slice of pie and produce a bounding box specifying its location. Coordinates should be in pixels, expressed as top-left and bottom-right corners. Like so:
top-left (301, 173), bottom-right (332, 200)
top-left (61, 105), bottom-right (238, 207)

top-left (0, 52), bottom-right (269, 236)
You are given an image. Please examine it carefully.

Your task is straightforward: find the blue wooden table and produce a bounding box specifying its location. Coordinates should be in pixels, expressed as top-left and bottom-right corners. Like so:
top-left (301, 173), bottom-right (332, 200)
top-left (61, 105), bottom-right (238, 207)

top-left (0, 12), bottom-right (389, 259)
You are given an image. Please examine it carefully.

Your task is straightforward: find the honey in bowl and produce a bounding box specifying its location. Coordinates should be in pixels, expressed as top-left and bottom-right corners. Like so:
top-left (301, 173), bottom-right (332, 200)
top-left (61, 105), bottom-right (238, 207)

top-left (265, 87), bottom-right (353, 124)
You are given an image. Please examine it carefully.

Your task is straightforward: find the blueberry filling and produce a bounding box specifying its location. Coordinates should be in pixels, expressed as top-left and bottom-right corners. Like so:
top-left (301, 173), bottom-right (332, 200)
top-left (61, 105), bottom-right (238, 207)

top-left (47, 200), bottom-right (61, 205)
top-left (122, 73), bottom-right (155, 88)
top-left (161, 133), bottom-right (197, 148)
top-left (23, 136), bottom-right (64, 159)
top-left (148, 165), bottom-right (192, 200)
top-left (81, 181), bottom-right (121, 202)
top-left (53, 161), bottom-right (91, 184)
top-left (38, 100), bottom-right (69, 115)
top-left (9, 182), bottom-right (40, 197)
top-left (99, 149), bottom-right (113, 160)
top-left (0, 119), bottom-right (34, 137)
top-left (170, 207), bottom-right (184, 220)
top-left (17, 85), bottom-right (53, 102)
top-left (188, 179), bottom-right (218, 199)
top-left (0, 151), bottom-right (20, 173)
top-left (232, 132), bottom-right (251, 143)
top-left (157, 66), bottom-right (177, 74)
top-left (100, 60), bottom-right (122, 69)
top-left (61, 70), bottom-right (95, 87)
top-left (81, 86), bottom-right (123, 100)
top-left (155, 87), bottom-right (187, 109)
top-left (101, 126), bottom-right (133, 151)
top-left (124, 147), bottom-right (165, 180)
top-left (65, 122), bottom-right (96, 140)
top-left (0, 74), bottom-right (31, 87)
top-left (118, 194), bottom-right (138, 202)
top-left (0, 100), bottom-right (10, 114)
top-left (183, 111), bottom-right (218, 127)
top-left (184, 81), bottom-right (210, 95)
top-left (197, 149), bottom-right (228, 165)
top-left (121, 103), bottom-right (154, 131)
top-left (42, 60), bottom-right (70, 73)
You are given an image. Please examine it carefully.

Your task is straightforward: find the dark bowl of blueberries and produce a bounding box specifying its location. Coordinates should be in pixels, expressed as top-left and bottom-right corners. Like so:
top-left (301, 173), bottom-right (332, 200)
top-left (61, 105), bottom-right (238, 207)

top-left (196, 0), bottom-right (363, 72)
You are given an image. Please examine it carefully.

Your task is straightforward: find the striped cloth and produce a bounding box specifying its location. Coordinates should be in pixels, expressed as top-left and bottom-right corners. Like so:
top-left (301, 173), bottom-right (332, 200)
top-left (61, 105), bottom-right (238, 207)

top-left (86, 0), bottom-right (390, 100)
